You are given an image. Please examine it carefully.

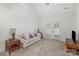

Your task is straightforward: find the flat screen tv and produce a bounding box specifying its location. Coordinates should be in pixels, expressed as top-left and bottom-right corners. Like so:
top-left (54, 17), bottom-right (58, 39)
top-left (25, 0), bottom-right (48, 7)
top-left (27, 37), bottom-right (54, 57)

top-left (72, 31), bottom-right (76, 44)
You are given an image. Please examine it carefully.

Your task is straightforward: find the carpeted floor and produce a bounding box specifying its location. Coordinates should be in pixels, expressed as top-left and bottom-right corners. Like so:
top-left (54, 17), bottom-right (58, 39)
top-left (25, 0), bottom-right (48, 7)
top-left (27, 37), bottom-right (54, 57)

top-left (0, 39), bottom-right (78, 56)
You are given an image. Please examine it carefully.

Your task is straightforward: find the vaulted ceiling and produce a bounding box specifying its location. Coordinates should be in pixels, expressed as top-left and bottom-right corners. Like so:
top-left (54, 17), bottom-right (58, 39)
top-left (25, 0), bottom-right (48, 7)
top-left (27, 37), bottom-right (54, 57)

top-left (0, 3), bottom-right (77, 16)
top-left (31, 3), bottom-right (77, 16)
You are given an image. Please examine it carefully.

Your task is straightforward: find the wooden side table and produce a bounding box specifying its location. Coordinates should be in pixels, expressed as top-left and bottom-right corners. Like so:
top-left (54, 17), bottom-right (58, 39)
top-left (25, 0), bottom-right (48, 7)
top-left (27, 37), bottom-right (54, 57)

top-left (66, 38), bottom-right (79, 54)
top-left (5, 39), bottom-right (21, 55)
top-left (66, 38), bottom-right (76, 53)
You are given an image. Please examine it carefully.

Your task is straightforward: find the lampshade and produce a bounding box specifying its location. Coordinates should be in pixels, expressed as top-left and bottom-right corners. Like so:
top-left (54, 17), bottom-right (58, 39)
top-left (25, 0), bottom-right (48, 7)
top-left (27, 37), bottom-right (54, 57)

top-left (9, 28), bottom-right (16, 34)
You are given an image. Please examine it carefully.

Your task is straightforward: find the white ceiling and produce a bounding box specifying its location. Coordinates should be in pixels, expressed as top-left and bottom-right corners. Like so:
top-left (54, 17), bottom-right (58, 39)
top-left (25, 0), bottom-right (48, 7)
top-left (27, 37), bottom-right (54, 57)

top-left (0, 3), bottom-right (17, 8)
top-left (0, 3), bottom-right (77, 16)
top-left (31, 3), bottom-right (77, 16)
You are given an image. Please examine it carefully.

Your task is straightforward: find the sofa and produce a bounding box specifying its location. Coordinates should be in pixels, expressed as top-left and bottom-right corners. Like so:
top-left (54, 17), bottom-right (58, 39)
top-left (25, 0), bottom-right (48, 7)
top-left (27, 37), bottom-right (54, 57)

top-left (19, 33), bottom-right (41, 48)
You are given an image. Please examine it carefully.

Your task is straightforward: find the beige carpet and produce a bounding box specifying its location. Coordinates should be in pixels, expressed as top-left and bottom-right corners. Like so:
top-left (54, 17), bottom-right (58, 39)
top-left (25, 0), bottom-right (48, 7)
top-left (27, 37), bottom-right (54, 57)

top-left (0, 39), bottom-right (77, 56)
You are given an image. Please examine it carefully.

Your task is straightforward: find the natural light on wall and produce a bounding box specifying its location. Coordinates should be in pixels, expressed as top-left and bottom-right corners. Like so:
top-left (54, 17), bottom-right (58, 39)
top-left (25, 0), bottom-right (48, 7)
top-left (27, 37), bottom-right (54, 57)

top-left (53, 23), bottom-right (60, 35)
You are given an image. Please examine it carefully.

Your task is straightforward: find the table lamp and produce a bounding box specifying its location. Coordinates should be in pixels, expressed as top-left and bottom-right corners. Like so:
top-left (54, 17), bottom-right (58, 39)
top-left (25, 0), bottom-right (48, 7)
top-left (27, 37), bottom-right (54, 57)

top-left (9, 28), bottom-right (16, 39)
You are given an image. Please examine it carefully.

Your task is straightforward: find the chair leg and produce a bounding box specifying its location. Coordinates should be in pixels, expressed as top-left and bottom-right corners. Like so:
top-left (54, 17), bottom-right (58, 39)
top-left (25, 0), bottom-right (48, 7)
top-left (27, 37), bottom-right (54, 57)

top-left (66, 49), bottom-right (69, 52)
top-left (71, 48), bottom-right (76, 53)
top-left (75, 49), bottom-right (79, 54)
top-left (75, 49), bottom-right (78, 54)
top-left (66, 48), bottom-right (71, 53)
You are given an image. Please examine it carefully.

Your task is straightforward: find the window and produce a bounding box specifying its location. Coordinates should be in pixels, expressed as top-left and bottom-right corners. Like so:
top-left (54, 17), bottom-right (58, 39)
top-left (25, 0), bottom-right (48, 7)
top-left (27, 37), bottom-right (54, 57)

top-left (53, 23), bottom-right (60, 35)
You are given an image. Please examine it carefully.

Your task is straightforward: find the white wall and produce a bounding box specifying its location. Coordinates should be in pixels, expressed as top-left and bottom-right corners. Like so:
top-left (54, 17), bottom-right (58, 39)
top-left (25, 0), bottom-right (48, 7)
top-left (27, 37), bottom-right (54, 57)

top-left (33, 3), bottom-right (76, 41)
top-left (0, 3), bottom-right (39, 51)
top-left (76, 4), bottom-right (79, 40)
top-left (39, 10), bottom-right (76, 41)
top-left (76, 4), bottom-right (79, 30)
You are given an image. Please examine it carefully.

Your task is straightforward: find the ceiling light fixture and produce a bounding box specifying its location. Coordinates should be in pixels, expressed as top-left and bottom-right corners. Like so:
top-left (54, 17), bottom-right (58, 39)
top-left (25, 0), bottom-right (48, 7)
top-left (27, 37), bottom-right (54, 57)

top-left (64, 7), bottom-right (70, 10)
top-left (46, 3), bottom-right (50, 5)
